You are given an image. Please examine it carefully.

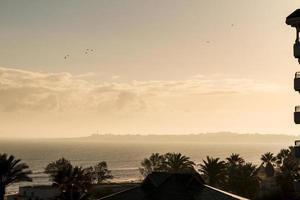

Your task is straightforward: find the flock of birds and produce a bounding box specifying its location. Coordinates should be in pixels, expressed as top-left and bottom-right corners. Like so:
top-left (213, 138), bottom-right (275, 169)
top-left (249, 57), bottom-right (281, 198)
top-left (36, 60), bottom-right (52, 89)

top-left (64, 49), bottom-right (95, 59)
top-left (205, 23), bottom-right (235, 44)
top-left (63, 24), bottom-right (235, 59)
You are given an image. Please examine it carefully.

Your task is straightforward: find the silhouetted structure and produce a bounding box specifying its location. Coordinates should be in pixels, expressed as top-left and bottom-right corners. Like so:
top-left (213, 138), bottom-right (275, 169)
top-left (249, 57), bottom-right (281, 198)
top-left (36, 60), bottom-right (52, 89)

top-left (286, 9), bottom-right (300, 194)
top-left (6, 185), bottom-right (60, 200)
top-left (0, 154), bottom-right (32, 200)
top-left (99, 172), bottom-right (248, 200)
top-left (286, 9), bottom-right (300, 61)
top-left (286, 9), bottom-right (300, 157)
top-left (295, 72), bottom-right (300, 92)
top-left (295, 106), bottom-right (300, 124)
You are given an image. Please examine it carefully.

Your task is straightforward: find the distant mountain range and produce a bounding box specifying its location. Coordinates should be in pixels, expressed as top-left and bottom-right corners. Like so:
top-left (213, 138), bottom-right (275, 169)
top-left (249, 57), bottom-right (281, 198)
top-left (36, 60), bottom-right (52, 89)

top-left (61, 132), bottom-right (299, 144)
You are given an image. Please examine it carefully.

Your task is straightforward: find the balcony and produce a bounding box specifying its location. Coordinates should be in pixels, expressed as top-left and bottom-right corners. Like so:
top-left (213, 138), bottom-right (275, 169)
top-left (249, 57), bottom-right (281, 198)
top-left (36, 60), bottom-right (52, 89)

top-left (294, 72), bottom-right (300, 92)
top-left (294, 42), bottom-right (300, 59)
top-left (295, 106), bottom-right (300, 124)
top-left (295, 140), bottom-right (300, 158)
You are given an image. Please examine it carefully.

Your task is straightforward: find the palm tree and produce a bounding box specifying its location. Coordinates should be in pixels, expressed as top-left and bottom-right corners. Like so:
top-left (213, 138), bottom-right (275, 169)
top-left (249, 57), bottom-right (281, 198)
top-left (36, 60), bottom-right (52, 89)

top-left (276, 148), bottom-right (291, 166)
top-left (225, 154), bottom-right (245, 191)
top-left (233, 163), bottom-right (260, 198)
top-left (276, 147), bottom-right (298, 167)
top-left (53, 166), bottom-right (93, 200)
top-left (45, 158), bottom-right (93, 200)
top-left (276, 158), bottom-right (300, 198)
top-left (139, 153), bottom-right (166, 177)
top-left (199, 156), bottom-right (226, 187)
top-left (0, 153), bottom-right (32, 200)
top-left (226, 153), bottom-right (245, 166)
top-left (261, 152), bottom-right (276, 177)
top-left (163, 153), bottom-right (196, 173)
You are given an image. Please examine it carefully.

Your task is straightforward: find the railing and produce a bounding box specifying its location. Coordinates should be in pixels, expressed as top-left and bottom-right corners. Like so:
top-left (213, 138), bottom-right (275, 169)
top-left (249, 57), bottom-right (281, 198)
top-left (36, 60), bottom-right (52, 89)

top-left (205, 185), bottom-right (249, 200)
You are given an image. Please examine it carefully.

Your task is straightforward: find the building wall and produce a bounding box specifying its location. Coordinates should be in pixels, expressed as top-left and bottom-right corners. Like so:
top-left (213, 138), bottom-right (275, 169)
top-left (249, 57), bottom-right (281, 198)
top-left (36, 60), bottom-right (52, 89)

top-left (7, 186), bottom-right (60, 200)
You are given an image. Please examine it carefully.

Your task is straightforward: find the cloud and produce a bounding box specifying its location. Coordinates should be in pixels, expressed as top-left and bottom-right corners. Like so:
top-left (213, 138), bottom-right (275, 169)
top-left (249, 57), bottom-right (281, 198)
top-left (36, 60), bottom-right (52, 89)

top-left (0, 67), bottom-right (287, 113)
top-left (112, 75), bottom-right (120, 80)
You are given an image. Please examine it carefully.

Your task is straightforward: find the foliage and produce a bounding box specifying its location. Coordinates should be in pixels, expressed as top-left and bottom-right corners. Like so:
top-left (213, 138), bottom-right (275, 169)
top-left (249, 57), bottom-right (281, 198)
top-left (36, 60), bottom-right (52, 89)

top-left (139, 153), bottom-right (166, 177)
top-left (163, 153), bottom-right (196, 173)
top-left (226, 153), bottom-right (245, 166)
top-left (45, 157), bottom-right (73, 182)
top-left (276, 148), bottom-right (292, 167)
top-left (0, 153), bottom-right (32, 200)
top-left (261, 152), bottom-right (276, 177)
top-left (225, 154), bottom-right (245, 192)
top-left (3, 146), bottom-right (300, 200)
top-left (55, 166), bottom-right (93, 200)
top-left (230, 163), bottom-right (260, 198)
top-left (45, 158), bottom-right (113, 200)
top-left (199, 154), bottom-right (260, 199)
top-left (92, 161), bottom-right (113, 184)
top-left (276, 157), bottom-right (300, 198)
top-left (198, 156), bottom-right (226, 187)
top-left (139, 152), bottom-right (196, 177)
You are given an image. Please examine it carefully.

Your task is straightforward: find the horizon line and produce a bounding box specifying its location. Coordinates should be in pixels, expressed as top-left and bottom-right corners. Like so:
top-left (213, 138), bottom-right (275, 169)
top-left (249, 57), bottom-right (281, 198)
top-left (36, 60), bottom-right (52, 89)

top-left (0, 132), bottom-right (299, 140)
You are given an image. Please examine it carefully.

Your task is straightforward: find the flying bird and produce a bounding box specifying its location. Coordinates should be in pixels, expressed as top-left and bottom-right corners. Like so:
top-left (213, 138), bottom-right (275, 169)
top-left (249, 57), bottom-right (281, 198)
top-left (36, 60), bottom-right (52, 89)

top-left (64, 55), bottom-right (70, 59)
top-left (84, 48), bottom-right (95, 55)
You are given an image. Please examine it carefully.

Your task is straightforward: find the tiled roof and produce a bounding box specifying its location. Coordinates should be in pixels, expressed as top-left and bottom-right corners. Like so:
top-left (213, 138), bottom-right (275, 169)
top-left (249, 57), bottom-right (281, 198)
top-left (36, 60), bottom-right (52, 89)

top-left (99, 172), bottom-right (248, 200)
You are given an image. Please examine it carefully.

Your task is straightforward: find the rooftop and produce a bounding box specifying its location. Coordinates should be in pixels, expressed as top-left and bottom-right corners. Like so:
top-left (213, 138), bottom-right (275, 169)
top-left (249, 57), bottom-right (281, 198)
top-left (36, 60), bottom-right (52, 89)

top-left (286, 9), bottom-right (300, 26)
top-left (99, 172), bottom-right (248, 200)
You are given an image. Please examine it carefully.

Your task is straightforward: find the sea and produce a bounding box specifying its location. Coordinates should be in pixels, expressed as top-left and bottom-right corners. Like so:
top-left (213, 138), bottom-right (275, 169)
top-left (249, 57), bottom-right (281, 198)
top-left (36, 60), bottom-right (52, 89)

top-left (0, 139), bottom-right (291, 194)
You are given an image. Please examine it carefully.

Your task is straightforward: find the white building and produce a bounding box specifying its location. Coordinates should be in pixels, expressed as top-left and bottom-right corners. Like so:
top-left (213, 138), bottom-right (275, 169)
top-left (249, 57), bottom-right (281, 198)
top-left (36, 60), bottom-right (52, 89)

top-left (6, 185), bottom-right (60, 200)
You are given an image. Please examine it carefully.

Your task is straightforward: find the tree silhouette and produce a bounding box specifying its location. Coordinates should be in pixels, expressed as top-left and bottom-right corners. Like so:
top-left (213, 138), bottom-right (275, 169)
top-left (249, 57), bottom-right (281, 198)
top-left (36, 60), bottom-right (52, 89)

top-left (276, 148), bottom-right (292, 167)
top-left (163, 153), bottom-right (196, 173)
top-left (0, 153), bottom-right (32, 200)
top-left (276, 158), bottom-right (300, 198)
top-left (139, 152), bottom-right (195, 176)
top-left (225, 154), bottom-right (261, 198)
top-left (54, 166), bottom-right (93, 200)
top-left (225, 154), bottom-right (245, 192)
top-left (45, 157), bottom-right (72, 179)
top-left (226, 153), bottom-right (245, 166)
top-left (92, 161), bottom-right (113, 184)
top-left (261, 152), bottom-right (276, 177)
top-left (232, 163), bottom-right (260, 198)
top-left (199, 156), bottom-right (226, 187)
top-left (45, 158), bottom-right (93, 200)
top-left (139, 153), bottom-right (166, 177)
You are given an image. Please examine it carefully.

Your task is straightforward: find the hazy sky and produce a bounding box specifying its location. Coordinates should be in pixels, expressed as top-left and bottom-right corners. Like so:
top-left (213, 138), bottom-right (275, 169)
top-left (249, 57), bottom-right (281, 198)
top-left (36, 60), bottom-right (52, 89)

top-left (0, 0), bottom-right (300, 137)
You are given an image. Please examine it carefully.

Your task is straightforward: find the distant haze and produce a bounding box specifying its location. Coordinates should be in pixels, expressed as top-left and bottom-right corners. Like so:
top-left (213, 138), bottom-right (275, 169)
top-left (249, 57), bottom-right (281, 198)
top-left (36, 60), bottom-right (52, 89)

top-left (63, 133), bottom-right (298, 144)
top-left (0, 1), bottom-right (300, 137)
